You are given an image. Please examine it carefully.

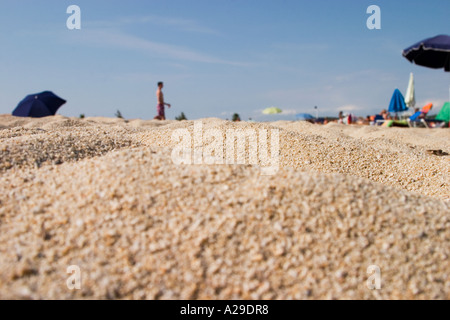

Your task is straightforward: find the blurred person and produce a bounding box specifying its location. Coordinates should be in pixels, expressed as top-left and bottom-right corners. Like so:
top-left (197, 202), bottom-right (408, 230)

top-left (155, 82), bottom-right (171, 120)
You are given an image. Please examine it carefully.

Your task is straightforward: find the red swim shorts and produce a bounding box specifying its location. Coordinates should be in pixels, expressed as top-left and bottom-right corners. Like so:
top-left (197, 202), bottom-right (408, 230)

top-left (157, 104), bottom-right (165, 117)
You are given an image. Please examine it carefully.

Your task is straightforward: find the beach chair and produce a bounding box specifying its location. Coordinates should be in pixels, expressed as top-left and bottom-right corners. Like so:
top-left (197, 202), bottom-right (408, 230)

top-left (407, 103), bottom-right (433, 128)
top-left (374, 114), bottom-right (385, 126)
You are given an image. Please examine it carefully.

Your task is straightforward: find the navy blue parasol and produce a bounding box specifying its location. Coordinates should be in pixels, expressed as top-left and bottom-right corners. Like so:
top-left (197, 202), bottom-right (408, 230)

top-left (402, 35), bottom-right (450, 72)
top-left (12, 91), bottom-right (66, 118)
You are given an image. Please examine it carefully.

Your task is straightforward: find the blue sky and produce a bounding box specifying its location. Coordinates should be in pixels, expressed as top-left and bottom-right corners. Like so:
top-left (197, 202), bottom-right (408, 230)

top-left (0, 0), bottom-right (449, 121)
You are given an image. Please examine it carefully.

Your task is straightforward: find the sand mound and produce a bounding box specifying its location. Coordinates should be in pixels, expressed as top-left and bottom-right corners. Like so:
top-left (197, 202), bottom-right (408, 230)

top-left (0, 115), bottom-right (449, 300)
top-left (0, 126), bottom-right (140, 171)
top-left (0, 114), bottom-right (39, 128)
top-left (139, 120), bottom-right (449, 200)
top-left (84, 117), bottom-right (127, 125)
top-left (0, 147), bottom-right (448, 299)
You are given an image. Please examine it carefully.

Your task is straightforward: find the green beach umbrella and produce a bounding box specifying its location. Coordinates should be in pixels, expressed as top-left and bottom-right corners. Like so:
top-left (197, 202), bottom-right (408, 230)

top-left (262, 107), bottom-right (282, 115)
top-left (435, 102), bottom-right (450, 123)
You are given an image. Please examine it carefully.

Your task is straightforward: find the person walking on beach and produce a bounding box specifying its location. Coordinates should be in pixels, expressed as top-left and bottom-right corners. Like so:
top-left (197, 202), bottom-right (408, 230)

top-left (155, 82), bottom-right (171, 120)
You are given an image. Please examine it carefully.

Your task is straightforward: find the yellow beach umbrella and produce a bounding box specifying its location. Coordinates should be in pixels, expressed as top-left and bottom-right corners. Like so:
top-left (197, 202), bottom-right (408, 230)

top-left (262, 107), bottom-right (282, 115)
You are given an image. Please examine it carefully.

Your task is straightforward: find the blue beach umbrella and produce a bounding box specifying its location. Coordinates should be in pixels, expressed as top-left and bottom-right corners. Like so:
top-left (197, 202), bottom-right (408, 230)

top-left (388, 89), bottom-right (408, 113)
top-left (12, 91), bottom-right (66, 118)
top-left (295, 113), bottom-right (315, 121)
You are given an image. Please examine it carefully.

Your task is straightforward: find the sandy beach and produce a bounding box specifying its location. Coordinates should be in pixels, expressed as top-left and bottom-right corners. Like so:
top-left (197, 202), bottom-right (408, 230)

top-left (0, 114), bottom-right (449, 299)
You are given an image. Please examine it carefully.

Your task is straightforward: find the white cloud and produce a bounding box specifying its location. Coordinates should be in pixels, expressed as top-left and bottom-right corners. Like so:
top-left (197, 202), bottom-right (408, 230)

top-left (85, 15), bottom-right (219, 35)
top-left (281, 109), bottom-right (298, 115)
top-left (271, 42), bottom-right (330, 52)
top-left (337, 105), bottom-right (363, 112)
top-left (111, 72), bottom-right (193, 83)
top-left (68, 29), bottom-right (248, 66)
top-left (335, 69), bottom-right (397, 83)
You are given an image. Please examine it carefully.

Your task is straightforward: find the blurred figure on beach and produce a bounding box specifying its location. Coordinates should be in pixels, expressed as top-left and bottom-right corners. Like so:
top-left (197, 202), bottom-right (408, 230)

top-left (369, 109), bottom-right (392, 126)
top-left (414, 107), bottom-right (426, 120)
top-left (338, 111), bottom-right (344, 124)
top-left (380, 109), bottom-right (391, 120)
top-left (154, 82), bottom-right (171, 120)
top-left (338, 111), bottom-right (354, 125)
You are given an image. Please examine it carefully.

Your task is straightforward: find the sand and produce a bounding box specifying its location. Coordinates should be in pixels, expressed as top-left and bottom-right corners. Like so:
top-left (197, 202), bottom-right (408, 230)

top-left (0, 114), bottom-right (448, 300)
